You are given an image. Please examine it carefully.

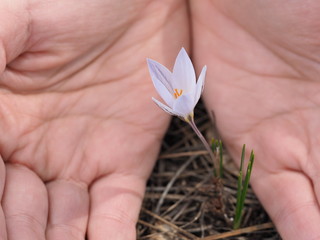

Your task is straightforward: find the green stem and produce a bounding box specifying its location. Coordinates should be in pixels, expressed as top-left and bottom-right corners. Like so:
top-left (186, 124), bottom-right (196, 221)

top-left (188, 117), bottom-right (217, 176)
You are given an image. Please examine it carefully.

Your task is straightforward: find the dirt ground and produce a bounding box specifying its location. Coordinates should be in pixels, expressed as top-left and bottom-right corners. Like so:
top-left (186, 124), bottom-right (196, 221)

top-left (137, 101), bottom-right (281, 240)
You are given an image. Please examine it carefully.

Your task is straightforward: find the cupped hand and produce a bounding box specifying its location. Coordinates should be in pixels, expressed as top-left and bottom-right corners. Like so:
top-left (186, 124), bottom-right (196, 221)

top-left (0, 0), bottom-right (188, 239)
top-left (192, 1), bottom-right (320, 239)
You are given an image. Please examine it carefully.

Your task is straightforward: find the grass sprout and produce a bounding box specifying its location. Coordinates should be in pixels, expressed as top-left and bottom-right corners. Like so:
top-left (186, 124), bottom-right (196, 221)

top-left (233, 144), bottom-right (255, 229)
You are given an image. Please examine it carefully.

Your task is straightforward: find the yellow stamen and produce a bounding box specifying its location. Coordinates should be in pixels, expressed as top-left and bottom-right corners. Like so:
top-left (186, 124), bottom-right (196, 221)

top-left (174, 89), bottom-right (183, 99)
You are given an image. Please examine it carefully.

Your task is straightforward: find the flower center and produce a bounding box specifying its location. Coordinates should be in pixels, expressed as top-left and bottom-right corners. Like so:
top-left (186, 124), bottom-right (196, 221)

top-left (173, 89), bottom-right (183, 99)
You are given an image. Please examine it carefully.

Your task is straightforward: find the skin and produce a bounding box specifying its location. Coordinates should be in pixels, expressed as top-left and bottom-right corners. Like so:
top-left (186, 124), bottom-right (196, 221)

top-left (0, 0), bottom-right (187, 239)
top-left (191, 1), bottom-right (320, 239)
top-left (1, 0), bottom-right (320, 240)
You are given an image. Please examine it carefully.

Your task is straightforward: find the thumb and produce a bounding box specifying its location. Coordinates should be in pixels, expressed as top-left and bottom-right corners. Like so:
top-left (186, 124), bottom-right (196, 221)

top-left (88, 173), bottom-right (146, 240)
top-left (0, 156), bottom-right (7, 239)
top-left (0, 0), bottom-right (30, 66)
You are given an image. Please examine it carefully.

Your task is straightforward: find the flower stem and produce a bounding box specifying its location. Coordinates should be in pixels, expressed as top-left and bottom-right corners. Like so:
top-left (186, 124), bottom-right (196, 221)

top-left (188, 117), bottom-right (217, 176)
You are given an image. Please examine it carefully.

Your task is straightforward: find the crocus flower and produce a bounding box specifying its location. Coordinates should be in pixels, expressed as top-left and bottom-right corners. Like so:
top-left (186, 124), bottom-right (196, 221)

top-left (147, 48), bottom-right (207, 122)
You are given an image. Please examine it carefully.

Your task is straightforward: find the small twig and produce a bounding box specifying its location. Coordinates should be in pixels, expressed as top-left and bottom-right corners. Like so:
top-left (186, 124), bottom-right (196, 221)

top-left (201, 222), bottom-right (274, 240)
top-left (161, 175), bottom-right (211, 216)
top-left (141, 208), bottom-right (199, 240)
top-left (159, 150), bottom-right (208, 159)
top-left (155, 156), bottom-right (196, 214)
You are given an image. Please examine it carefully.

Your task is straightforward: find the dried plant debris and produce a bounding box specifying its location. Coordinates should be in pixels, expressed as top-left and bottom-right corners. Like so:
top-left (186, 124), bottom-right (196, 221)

top-left (137, 102), bottom-right (281, 240)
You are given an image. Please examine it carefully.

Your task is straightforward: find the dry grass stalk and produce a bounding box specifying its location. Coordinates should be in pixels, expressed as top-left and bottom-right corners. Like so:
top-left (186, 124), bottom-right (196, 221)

top-left (137, 102), bottom-right (281, 240)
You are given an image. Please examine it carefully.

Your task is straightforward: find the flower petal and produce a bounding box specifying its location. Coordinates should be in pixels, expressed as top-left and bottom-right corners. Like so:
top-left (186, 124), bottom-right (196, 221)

top-left (147, 58), bottom-right (174, 93)
top-left (147, 59), bottom-right (175, 106)
top-left (151, 77), bottom-right (175, 107)
top-left (172, 93), bottom-right (195, 118)
top-left (152, 97), bottom-right (176, 116)
top-left (172, 48), bottom-right (196, 92)
top-left (194, 65), bottom-right (207, 105)
top-left (156, 84), bottom-right (175, 107)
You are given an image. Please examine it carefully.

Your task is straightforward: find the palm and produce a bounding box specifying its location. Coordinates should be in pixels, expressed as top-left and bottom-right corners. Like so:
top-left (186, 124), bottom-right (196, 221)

top-left (0, 1), bottom-right (188, 239)
top-left (192, 1), bottom-right (320, 239)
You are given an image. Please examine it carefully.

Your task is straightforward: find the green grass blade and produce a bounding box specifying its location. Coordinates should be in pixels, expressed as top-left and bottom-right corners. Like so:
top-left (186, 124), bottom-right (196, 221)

top-left (233, 144), bottom-right (246, 229)
top-left (239, 144), bottom-right (245, 172)
top-left (242, 151), bottom-right (254, 203)
top-left (235, 150), bottom-right (255, 229)
top-left (219, 140), bottom-right (223, 178)
top-left (211, 138), bottom-right (223, 178)
top-left (210, 139), bottom-right (216, 177)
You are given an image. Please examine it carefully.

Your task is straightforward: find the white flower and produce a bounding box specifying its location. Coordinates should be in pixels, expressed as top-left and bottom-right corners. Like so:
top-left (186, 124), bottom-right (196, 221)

top-left (147, 48), bottom-right (207, 122)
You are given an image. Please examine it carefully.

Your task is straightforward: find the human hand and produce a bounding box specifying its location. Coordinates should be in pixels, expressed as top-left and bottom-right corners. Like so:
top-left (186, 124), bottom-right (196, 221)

top-left (0, 0), bottom-right (188, 239)
top-left (191, 1), bottom-right (320, 239)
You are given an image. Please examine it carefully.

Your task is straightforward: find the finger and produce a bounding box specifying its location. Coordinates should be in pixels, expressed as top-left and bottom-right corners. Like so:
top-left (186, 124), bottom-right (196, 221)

top-left (2, 164), bottom-right (48, 240)
top-left (0, 157), bottom-right (7, 239)
top-left (252, 170), bottom-right (320, 240)
top-left (88, 174), bottom-right (146, 240)
top-left (46, 179), bottom-right (89, 240)
top-left (0, 207), bottom-right (6, 240)
top-left (0, 2), bottom-right (29, 63)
